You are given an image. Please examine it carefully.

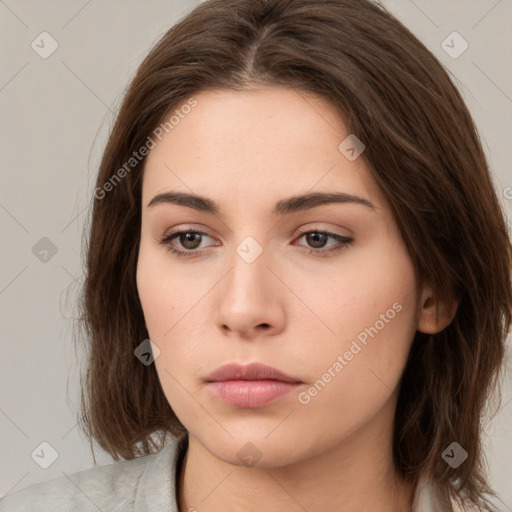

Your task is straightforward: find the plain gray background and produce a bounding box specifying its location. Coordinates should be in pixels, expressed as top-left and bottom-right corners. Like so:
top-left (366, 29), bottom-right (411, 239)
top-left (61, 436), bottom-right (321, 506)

top-left (1, 0), bottom-right (511, 507)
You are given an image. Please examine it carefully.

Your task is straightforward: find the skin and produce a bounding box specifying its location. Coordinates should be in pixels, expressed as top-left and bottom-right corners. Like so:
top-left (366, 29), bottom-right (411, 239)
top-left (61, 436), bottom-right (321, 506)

top-left (136, 85), bottom-right (458, 512)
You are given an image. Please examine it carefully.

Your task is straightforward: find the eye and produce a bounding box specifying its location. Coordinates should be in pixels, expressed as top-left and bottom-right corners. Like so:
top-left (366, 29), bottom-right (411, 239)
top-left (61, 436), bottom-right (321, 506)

top-left (158, 228), bottom-right (218, 258)
top-left (294, 229), bottom-right (353, 256)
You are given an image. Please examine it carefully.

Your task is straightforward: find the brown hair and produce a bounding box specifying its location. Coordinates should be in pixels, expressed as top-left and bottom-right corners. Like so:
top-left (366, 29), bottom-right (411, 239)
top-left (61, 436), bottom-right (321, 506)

top-left (76, 0), bottom-right (512, 510)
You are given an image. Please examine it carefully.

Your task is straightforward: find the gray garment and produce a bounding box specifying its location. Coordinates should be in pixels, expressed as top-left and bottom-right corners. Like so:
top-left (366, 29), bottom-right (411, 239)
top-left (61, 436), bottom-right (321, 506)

top-left (0, 436), bottom-right (453, 511)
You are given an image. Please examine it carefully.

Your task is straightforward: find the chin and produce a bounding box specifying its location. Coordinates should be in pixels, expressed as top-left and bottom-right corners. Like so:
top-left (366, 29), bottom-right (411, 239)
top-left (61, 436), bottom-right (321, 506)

top-left (199, 431), bottom-right (311, 469)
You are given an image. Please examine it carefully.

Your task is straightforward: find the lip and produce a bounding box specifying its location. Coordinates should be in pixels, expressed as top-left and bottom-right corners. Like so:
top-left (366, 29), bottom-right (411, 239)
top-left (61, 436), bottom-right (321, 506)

top-left (205, 362), bottom-right (301, 383)
top-left (205, 362), bottom-right (303, 408)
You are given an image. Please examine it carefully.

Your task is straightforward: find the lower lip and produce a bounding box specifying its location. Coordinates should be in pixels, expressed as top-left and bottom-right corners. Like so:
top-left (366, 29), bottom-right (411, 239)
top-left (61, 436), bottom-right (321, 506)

top-left (207, 380), bottom-right (301, 408)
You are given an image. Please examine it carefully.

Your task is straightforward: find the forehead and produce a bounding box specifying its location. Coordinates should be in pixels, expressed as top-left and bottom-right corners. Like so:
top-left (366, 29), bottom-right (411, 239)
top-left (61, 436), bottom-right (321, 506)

top-left (141, 86), bottom-right (385, 212)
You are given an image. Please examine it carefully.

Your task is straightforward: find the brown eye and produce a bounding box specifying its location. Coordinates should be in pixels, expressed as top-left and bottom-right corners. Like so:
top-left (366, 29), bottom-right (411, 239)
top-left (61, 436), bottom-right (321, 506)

top-left (178, 232), bottom-right (203, 250)
top-left (158, 229), bottom-right (216, 257)
top-left (294, 230), bottom-right (353, 257)
top-left (304, 232), bottom-right (329, 249)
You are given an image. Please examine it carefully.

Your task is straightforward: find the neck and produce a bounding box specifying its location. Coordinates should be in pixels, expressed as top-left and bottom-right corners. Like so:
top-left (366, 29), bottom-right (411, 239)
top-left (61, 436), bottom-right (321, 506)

top-left (177, 403), bottom-right (415, 512)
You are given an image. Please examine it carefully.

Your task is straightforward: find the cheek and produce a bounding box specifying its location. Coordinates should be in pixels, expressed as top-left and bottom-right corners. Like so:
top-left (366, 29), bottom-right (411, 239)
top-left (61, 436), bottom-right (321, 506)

top-left (136, 247), bottom-right (187, 339)
top-left (288, 250), bottom-right (417, 358)
top-left (137, 275), bottom-right (174, 336)
top-left (294, 300), bottom-right (417, 446)
top-left (136, 253), bottom-right (210, 376)
top-left (296, 246), bottom-right (418, 406)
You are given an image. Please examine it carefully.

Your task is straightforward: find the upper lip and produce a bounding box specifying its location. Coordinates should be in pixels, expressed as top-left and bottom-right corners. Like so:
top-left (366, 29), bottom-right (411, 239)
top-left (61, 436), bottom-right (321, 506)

top-left (205, 362), bottom-right (302, 383)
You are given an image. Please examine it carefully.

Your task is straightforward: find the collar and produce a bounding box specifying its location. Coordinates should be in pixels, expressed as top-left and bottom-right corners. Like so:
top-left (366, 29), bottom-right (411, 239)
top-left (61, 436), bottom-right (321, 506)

top-left (413, 473), bottom-right (454, 512)
top-left (133, 435), bottom-right (186, 511)
top-left (133, 436), bottom-right (453, 512)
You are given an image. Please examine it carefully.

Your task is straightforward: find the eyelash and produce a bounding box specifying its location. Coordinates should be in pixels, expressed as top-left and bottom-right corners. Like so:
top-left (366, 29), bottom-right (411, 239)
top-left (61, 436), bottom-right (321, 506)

top-left (158, 228), bottom-right (353, 258)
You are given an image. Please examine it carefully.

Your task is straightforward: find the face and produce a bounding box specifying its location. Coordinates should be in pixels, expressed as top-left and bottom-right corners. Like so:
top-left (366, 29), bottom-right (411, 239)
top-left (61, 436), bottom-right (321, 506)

top-left (136, 85), bottom-right (423, 468)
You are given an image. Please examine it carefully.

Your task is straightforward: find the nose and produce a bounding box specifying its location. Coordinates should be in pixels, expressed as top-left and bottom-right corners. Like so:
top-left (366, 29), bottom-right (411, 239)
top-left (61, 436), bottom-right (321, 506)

top-left (215, 247), bottom-right (286, 340)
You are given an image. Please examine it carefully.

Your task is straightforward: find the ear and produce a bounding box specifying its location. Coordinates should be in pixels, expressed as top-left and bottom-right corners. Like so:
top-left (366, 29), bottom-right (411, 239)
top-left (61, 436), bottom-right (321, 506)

top-left (417, 284), bottom-right (460, 334)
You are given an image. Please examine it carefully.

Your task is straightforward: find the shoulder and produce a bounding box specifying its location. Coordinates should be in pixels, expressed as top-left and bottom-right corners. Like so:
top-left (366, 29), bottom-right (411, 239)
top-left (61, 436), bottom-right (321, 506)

top-left (413, 473), bottom-right (450, 512)
top-left (0, 453), bottom-right (157, 512)
top-left (413, 473), bottom-right (468, 512)
top-left (0, 439), bottom-right (183, 512)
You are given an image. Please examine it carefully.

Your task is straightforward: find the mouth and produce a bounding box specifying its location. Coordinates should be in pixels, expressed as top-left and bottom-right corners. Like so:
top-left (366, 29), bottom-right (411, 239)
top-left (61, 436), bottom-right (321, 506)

top-left (205, 362), bottom-right (303, 408)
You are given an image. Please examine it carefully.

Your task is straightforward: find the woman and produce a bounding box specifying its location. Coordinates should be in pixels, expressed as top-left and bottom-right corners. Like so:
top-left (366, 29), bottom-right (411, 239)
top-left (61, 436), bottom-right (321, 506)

top-left (1, 0), bottom-right (510, 510)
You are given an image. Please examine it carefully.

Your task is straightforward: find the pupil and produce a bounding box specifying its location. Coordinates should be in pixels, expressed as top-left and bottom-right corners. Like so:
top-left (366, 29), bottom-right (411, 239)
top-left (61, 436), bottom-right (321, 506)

top-left (181, 233), bottom-right (201, 249)
top-left (307, 232), bottom-right (327, 248)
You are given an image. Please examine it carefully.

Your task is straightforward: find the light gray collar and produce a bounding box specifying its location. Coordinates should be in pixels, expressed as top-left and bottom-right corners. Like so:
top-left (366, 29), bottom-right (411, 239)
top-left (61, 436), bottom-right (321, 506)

top-left (134, 437), bottom-right (453, 512)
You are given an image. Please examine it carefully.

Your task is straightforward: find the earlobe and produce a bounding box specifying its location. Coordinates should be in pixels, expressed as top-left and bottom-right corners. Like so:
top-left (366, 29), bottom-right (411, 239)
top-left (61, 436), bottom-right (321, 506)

top-left (417, 286), bottom-right (460, 334)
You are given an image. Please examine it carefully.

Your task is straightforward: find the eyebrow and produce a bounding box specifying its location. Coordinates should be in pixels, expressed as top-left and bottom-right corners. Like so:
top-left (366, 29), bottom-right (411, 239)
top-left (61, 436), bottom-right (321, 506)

top-left (147, 191), bottom-right (376, 215)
